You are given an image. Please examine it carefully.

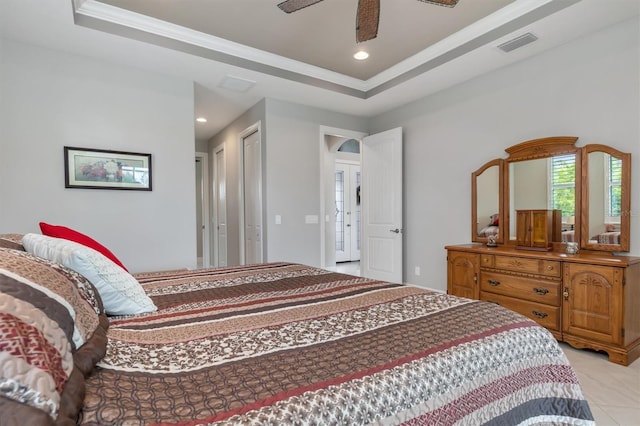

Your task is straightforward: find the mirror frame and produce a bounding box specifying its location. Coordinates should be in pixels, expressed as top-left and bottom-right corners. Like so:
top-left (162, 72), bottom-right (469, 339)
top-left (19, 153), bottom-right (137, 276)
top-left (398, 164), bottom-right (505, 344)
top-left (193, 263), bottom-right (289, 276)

top-left (581, 144), bottom-right (631, 252)
top-left (472, 159), bottom-right (504, 244)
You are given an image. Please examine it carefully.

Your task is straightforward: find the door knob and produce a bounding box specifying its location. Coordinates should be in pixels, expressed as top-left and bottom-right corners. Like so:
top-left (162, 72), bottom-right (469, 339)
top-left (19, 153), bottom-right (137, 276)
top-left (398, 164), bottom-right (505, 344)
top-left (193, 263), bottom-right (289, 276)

top-left (389, 228), bottom-right (401, 234)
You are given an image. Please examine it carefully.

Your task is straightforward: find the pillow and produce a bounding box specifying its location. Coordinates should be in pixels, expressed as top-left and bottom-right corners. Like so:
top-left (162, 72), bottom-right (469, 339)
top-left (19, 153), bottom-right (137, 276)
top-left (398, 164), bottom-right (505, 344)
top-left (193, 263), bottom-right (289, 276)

top-left (0, 248), bottom-right (108, 424)
top-left (489, 214), bottom-right (499, 226)
top-left (39, 222), bottom-right (128, 272)
top-left (0, 234), bottom-right (25, 251)
top-left (22, 234), bottom-right (157, 316)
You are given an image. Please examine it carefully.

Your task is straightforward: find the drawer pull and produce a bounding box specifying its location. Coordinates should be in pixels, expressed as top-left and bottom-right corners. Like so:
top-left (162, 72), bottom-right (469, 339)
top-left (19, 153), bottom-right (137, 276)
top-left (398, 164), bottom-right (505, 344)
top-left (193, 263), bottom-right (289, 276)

top-left (488, 279), bottom-right (501, 286)
top-left (533, 287), bottom-right (549, 295)
top-left (546, 265), bottom-right (554, 271)
top-left (532, 310), bottom-right (548, 319)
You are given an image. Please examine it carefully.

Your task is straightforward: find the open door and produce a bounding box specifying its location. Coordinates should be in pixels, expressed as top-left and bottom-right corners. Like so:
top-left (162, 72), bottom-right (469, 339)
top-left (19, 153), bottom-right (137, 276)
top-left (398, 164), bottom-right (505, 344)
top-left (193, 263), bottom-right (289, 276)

top-left (361, 127), bottom-right (403, 283)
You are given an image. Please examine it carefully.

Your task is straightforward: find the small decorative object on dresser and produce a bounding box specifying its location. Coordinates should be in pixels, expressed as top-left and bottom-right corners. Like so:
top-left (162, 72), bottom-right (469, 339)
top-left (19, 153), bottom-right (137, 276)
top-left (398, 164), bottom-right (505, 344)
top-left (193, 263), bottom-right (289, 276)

top-left (454, 136), bottom-right (638, 366)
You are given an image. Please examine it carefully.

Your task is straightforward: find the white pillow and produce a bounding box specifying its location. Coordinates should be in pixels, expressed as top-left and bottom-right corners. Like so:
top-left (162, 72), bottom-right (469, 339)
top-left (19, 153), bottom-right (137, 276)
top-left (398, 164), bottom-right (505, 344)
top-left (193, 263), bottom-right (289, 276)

top-left (22, 233), bottom-right (157, 315)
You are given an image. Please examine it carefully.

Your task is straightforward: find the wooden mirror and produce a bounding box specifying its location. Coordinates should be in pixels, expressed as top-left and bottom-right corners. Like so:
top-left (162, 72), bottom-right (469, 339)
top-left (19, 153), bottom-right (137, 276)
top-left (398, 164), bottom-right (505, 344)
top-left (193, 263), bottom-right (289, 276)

top-left (581, 144), bottom-right (631, 252)
top-left (470, 136), bottom-right (632, 253)
top-left (504, 137), bottom-right (581, 248)
top-left (472, 159), bottom-right (504, 244)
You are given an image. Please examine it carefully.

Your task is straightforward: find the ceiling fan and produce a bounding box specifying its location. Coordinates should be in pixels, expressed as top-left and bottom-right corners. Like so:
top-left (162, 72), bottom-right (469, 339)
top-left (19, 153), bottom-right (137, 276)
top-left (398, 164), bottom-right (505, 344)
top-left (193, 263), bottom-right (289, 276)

top-left (277, 0), bottom-right (459, 43)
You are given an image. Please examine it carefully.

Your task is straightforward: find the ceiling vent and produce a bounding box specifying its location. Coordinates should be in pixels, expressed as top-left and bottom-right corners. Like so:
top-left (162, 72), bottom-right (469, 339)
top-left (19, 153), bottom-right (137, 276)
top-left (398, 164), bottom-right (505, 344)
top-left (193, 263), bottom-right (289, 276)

top-left (497, 33), bottom-right (538, 53)
top-left (218, 75), bottom-right (256, 93)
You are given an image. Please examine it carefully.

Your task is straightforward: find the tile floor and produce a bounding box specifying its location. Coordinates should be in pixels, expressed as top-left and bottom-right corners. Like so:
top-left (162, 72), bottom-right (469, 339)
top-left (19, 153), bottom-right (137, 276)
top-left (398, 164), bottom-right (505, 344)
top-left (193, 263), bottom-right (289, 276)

top-left (561, 343), bottom-right (640, 425)
top-left (326, 261), bottom-right (640, 425)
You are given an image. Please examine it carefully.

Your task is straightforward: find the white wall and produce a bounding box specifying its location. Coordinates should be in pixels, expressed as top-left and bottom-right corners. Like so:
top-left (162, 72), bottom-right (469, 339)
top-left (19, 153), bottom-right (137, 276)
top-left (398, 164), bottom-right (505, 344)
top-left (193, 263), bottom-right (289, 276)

top-left (370, 17), bottom-right (640, 291)
top-left (0, 40), bottom-right (197, 272)
top-left (264, 99), bottom-right (368, 266)
top-left (209, 99), bottom-right (266, 266)
top-left (210, 99), bottom-right (368, 267)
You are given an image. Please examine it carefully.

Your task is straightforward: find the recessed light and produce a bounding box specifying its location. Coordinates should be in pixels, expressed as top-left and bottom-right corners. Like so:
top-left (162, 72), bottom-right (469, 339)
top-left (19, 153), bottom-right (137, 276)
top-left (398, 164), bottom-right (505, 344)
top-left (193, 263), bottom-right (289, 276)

top-left (353, 50), bottom-right (369, 60)
top-left (196, 117), bottom-right (207, 123)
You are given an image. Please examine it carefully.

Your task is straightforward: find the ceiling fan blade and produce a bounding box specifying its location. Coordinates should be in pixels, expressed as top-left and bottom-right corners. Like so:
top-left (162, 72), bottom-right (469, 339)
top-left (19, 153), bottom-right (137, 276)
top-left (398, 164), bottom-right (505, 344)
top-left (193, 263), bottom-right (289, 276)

top-left (356, 0), bottom-right (380, 43)
top-left (278, 0), bottom-right (325, 13)
top-left (416, 0), bottom-right (459, 7)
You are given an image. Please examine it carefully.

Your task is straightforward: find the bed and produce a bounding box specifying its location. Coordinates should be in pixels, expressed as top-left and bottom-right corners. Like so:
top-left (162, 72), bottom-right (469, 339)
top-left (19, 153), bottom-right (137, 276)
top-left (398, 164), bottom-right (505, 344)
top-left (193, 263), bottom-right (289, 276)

top-left (0, 232), bottom-right (594, 425)
top-left (477, 214), bottom-right (499, 238)
top-left (590, 231), bottom-right (621, 245)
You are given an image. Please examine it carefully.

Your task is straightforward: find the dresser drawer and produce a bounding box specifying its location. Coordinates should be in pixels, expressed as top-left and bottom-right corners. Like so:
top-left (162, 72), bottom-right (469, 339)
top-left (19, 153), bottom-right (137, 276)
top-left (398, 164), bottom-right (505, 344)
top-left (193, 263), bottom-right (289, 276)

top-left (493, 255), bottom-right (561, 277)
top-left (480, 271), bottom-right (560, 305)
top-left (480, 292), bottom-right (560, 331)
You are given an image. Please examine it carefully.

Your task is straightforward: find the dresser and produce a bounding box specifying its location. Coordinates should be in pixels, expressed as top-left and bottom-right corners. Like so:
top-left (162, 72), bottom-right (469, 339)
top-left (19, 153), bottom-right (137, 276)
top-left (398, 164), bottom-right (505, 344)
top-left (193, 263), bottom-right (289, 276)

top-left (446, 244), bottom-right (640, 366)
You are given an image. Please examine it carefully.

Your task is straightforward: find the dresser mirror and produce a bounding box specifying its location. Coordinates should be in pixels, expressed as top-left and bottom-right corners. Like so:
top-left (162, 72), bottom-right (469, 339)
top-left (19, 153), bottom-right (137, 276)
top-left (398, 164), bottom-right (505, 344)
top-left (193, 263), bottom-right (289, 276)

top-left (472, 159), bottom-right (504, 244)
top-left (471, 136), bottom-right (632, 252)
top-left (504, 137), bottom-right (582, 248)
top-left (582, 144), bottom-right (631, 252)
top-left (507, 154), bottom-right (578, 244)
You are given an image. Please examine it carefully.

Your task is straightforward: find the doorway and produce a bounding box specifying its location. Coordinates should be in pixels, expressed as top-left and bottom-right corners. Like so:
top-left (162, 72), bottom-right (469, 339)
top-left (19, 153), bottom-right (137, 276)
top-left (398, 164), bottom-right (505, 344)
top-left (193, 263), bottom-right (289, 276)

top-left (319, 126), bottom-right (403, 283)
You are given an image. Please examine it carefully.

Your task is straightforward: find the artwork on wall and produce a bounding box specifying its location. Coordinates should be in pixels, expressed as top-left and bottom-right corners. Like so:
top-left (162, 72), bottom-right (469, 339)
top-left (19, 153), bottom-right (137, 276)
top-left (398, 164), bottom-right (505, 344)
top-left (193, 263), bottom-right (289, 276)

top-left (64, 146), bottom-right (152, 191)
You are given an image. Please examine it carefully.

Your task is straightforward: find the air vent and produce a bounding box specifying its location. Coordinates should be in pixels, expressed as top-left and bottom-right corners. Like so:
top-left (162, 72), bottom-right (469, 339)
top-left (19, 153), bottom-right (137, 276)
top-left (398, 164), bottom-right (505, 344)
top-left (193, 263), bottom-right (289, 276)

top-left (218, 75), bottom-right (256, 93)
top-left (497, 33), bottom-right (538, 53)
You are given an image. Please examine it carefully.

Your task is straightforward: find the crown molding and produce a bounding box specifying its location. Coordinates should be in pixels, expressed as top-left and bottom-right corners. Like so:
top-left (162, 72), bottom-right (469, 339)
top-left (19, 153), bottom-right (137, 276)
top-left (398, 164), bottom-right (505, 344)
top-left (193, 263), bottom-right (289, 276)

top-left (75, 0), bottom-right (368, 91)
top-left (73, 0), bottom-right (580, 97)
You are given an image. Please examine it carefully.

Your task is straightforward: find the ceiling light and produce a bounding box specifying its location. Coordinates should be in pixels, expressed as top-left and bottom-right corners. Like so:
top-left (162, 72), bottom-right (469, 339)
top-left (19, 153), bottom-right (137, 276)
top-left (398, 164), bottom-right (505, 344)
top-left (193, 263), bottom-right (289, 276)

top-left (196, 117), bottom-right (207, 123)
top-left (353, 50), bottom-right (369, 60)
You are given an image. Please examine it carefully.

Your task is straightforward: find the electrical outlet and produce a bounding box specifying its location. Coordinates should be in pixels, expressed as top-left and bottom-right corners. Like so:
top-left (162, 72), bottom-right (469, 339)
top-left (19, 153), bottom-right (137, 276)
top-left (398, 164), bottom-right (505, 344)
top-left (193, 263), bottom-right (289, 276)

top-left (415, 266), bottom-right (421, 276)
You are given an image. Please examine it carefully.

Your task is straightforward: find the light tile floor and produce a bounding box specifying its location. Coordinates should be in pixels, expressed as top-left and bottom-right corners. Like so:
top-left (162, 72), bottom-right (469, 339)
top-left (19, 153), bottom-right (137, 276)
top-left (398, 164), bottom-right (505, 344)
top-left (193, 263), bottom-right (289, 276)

top-left (326, 261), bottom-right (640, 425)
top-left (560, 343), bottom-right (640, 425)
top-left (325, 261), bottom-right (361, 276)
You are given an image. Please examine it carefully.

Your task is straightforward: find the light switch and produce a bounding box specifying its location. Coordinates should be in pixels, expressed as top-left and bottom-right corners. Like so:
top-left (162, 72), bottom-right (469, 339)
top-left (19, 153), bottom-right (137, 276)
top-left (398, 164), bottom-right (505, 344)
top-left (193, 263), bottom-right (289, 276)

top-left (305, 215), bottom-right (319, 224)
top-left (275, 215), bottom-right (282, 225)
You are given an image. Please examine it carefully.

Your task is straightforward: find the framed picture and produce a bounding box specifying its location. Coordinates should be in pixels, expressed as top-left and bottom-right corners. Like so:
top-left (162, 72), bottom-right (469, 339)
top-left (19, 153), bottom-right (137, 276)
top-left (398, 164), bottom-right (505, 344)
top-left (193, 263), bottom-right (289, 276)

top-left (64, 146), bottom-right (152, 190)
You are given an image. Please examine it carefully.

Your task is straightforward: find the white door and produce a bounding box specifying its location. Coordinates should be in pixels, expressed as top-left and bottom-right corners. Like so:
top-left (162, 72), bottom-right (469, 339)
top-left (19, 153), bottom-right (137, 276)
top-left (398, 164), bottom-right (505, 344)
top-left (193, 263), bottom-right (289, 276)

top-left (361, 127), bottom-right (403, 283)
top-left (214, 146), bottom-right (227, 267)
top-left (243, 130), bottom-right (263, 264)
top-left (195, 157), bottom-right (204, 266)
top-left (195, 153), bottom-right (210, 268)
top-left (335, 162), bottom-right (361, 262)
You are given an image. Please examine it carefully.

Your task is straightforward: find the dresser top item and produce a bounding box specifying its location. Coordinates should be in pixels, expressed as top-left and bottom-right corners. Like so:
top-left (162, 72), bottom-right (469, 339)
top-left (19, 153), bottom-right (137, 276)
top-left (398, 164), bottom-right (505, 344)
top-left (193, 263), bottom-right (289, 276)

top-left (445, 244), bottom-right (640, 267)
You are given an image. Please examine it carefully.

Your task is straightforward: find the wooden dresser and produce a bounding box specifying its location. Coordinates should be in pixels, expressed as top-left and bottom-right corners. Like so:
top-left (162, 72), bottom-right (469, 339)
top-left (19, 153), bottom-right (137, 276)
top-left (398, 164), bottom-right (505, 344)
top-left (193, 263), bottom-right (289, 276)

top-left (446, 244), bottom-right (640, 366)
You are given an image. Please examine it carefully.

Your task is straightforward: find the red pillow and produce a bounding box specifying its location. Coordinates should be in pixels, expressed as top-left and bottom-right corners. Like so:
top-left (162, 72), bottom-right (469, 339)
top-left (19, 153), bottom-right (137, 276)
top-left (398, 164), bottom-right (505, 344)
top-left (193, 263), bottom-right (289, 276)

top-left (39, 222), bottom-right (128, 271)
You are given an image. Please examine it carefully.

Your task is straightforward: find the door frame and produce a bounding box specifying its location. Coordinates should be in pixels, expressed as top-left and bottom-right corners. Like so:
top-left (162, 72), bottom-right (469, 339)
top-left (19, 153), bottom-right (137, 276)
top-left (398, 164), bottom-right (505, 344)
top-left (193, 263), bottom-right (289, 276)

top-left (195, 151), bottom-right (211, 268)
top-left (319, 126), bottom-right (367, 268)
top-left (239, 121), bottom-right (263, 265)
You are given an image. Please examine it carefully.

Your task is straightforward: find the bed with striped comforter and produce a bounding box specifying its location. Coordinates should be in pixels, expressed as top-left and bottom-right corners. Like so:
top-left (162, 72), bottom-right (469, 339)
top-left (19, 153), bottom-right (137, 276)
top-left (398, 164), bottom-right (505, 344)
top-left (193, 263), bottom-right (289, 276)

top-left (79, 262), bottom-right (593, 425)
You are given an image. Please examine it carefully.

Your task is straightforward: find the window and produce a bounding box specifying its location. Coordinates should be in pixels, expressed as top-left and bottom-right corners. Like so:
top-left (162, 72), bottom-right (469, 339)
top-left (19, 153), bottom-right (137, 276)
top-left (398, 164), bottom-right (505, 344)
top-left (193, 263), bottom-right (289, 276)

top-left (548, 154), bottom-right (575, 216)
top-left (606, 155), bottom-right (622, 219)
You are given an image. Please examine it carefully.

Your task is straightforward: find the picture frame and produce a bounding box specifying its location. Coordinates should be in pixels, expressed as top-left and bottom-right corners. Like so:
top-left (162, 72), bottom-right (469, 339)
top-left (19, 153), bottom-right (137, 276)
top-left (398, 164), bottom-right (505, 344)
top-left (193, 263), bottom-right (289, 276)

top-left (64, 146), bottom-right (152, 191)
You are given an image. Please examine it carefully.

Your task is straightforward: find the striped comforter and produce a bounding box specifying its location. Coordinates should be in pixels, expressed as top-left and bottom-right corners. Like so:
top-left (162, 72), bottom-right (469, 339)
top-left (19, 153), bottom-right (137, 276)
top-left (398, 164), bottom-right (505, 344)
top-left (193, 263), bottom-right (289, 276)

top-left (79, 262), bottom-right (593, 425)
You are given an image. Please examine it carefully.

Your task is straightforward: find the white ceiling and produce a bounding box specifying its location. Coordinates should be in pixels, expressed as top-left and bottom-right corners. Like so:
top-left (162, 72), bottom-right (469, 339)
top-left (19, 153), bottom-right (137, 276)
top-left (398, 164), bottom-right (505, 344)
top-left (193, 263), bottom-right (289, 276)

top-left (1, 0), bottom-right (638, 143)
